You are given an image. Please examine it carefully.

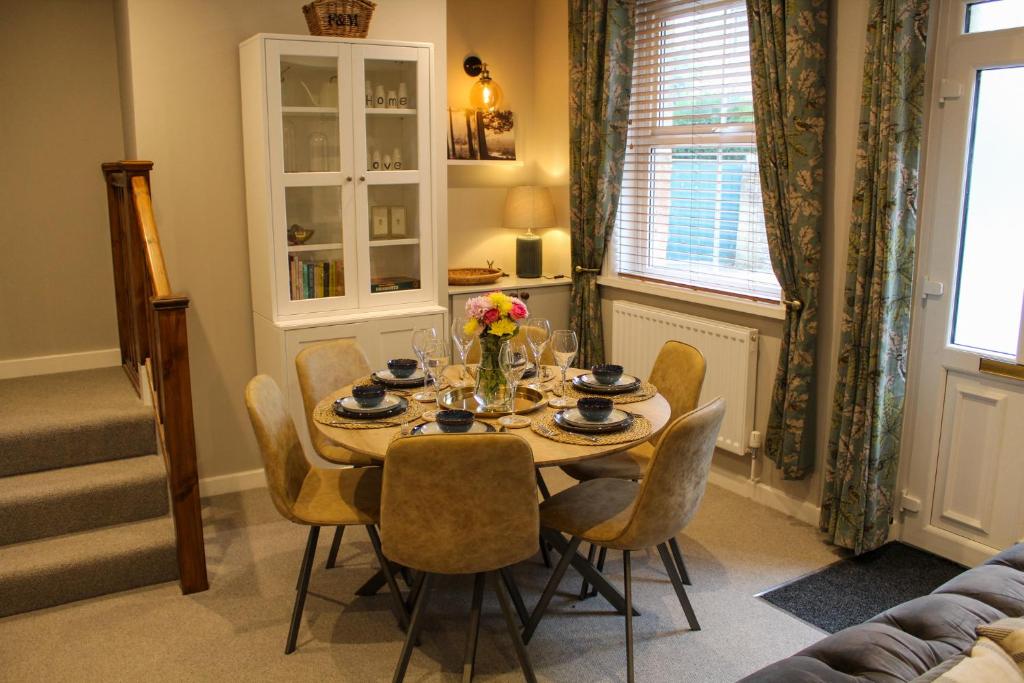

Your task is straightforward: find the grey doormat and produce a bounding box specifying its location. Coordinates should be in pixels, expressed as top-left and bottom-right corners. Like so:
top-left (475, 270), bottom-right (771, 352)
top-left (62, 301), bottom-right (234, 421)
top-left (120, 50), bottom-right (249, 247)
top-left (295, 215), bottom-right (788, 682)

top-left (757, 542), bottom-right (966, 633)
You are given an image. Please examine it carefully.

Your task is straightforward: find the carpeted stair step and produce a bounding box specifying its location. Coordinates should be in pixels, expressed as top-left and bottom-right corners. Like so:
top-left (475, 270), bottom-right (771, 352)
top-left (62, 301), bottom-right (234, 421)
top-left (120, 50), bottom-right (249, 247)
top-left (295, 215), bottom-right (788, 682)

top-left (0, 454), bottom-right (169, 547)
top-left (0, 367), bottom-right (156, 477)
top-left (0, 516), bottom-right (178, 618)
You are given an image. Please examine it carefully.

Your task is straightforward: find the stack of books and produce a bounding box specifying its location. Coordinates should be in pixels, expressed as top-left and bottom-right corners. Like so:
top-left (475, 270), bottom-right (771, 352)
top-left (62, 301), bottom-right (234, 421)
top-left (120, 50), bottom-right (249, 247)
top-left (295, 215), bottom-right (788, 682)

top-left (290, 256), bottom-right (344, 299)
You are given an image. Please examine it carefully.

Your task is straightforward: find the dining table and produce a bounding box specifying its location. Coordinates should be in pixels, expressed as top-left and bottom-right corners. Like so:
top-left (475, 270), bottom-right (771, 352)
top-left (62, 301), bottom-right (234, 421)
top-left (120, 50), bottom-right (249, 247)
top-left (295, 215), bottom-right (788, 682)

top-left (312, 364), bottom-right (671, 618)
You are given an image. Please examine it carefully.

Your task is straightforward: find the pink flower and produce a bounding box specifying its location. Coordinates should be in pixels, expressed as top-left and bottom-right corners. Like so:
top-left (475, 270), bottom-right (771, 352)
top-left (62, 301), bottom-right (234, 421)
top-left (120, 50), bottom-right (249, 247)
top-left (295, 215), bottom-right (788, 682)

top-left (509, 302), bottom-right (528, 320)
top-left (483, 308), bottom-right (501, 324)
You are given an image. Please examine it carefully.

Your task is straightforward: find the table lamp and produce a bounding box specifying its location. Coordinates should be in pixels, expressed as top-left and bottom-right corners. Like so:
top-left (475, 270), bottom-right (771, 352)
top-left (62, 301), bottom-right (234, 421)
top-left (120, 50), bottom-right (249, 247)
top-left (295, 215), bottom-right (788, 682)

top-left (504, 186), bottom-right (556, 278)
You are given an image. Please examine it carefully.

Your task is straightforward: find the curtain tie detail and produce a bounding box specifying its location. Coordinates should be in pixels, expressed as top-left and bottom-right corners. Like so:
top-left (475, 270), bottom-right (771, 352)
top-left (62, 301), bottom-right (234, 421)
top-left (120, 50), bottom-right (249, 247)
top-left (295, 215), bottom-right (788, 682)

top-left (574, 266), bottom-right (601, 274)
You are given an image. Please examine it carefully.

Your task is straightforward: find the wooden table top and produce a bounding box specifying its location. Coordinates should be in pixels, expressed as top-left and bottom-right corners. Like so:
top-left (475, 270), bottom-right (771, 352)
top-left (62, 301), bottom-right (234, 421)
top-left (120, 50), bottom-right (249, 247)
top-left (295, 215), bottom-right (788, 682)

top-left (314, 367), bottom-right (670, 468)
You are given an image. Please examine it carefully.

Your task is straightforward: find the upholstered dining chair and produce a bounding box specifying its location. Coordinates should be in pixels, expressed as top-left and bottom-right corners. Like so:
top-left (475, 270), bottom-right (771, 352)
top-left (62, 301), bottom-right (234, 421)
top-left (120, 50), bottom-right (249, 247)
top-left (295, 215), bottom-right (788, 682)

top-left (381, 433), bottom-right (539, 682)
top-left (295, 339), bottom-right (375, 570)
top-left (559, 340), bottom-right (706, 587)
top-left (523, 398), bottom-right (726, 683)
top-left (244, 375), bottom-right (407, 655)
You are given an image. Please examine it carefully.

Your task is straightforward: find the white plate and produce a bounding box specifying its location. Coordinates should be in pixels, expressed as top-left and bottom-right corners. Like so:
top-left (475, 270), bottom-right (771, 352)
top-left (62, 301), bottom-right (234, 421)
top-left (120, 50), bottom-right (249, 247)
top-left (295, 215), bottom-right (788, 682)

top-left (560, 406), bottom-right (632, 427)
top-left (375, 368), bottom-right (426, 383)
top-left (577, 373), bottom-right (640, 389)
top-left (336, 393), bottom-right (404, 414)
top-left (411, 421), bottom-right (496, 435)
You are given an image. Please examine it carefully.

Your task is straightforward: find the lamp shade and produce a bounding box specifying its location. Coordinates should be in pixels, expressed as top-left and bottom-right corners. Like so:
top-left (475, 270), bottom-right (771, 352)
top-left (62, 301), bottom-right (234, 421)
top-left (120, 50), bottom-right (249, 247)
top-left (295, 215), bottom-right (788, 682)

top-left (503, 186), bottom-right (556, 230)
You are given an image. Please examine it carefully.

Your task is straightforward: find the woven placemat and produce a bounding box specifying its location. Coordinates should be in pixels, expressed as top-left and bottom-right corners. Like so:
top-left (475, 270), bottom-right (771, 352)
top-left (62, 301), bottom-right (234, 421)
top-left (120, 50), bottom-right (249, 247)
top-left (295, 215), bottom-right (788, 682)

top-left (559, 380), bottom-right (658, 404)
top-left (531, 412), bottom-right (652, 446)
top-left (313, 397), bottom-right (425, 429)
top-left (352, 375), bottom-right (426, 395)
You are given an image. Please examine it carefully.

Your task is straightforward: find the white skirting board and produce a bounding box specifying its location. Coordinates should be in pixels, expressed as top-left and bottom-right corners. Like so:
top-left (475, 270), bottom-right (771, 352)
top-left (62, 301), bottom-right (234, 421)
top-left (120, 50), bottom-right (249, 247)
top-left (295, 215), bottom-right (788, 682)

top-left (0, 348), bottom-right (121, 380)
top-left (200, 469), bottom-right (268, 497)
top-left (708, 466), bottom-right (821, 527)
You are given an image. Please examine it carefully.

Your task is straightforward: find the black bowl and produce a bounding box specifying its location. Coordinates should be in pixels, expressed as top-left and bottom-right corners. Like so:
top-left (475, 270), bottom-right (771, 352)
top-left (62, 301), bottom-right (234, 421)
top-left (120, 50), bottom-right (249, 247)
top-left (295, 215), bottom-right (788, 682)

top-left (387, 358), bottom-right (419, 379)
top-left (591, 364), bottom-right (624, 385)
top-left (351, 384), bottom-right (386, 408)
top-left (577, 397), bottom-right (613, 422)
top-left (436, 409), bottom-right (474, 433)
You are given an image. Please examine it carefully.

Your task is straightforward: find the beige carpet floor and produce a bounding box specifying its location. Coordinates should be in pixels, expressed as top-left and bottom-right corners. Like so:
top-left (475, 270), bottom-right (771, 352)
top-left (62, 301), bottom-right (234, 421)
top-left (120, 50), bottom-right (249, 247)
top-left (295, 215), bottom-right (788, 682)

top-left (0, 470), bottom-right (840, 682)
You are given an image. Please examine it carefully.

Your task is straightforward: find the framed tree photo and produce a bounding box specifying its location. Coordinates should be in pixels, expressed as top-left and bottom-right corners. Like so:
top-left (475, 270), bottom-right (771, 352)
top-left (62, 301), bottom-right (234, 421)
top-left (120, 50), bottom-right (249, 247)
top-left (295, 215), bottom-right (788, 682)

top-left (447, 108), bottom-right (516, 161)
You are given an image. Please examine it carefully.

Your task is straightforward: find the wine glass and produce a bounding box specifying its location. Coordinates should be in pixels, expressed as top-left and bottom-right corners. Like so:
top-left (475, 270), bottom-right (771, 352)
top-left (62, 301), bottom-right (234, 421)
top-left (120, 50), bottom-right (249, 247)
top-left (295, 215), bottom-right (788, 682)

top-left (451, 316), bottom-right (476, 386)
top-left (549, 329), bottom-right (578, 408)
top-left (499, 337), bottom-right (529, 412)
top-left (411, 327), bottom-right (438, 375)
top-left (524, 318), bottom-right (552, 382)
top-left (424, 337), bottom-right (450, 413)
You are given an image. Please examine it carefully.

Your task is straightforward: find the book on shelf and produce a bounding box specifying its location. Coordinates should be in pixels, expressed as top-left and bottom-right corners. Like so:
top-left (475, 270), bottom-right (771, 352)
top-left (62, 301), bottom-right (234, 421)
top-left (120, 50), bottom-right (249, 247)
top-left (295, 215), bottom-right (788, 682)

top-left (370, 276), bottom-right (420, 293)
top-left (289, 255), bottom-right (345, 299)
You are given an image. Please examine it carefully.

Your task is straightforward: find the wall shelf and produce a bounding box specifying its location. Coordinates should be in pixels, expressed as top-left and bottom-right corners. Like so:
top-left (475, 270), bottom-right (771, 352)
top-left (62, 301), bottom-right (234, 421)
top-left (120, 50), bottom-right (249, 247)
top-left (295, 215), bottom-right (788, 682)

top-left (447, 159), bottom-right (524, 167)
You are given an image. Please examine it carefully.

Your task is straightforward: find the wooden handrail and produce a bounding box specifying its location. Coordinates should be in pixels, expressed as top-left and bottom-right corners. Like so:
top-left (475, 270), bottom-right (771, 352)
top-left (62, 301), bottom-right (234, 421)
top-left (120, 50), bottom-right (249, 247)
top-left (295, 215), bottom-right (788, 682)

top-left (102, 161), bottom-right (209, 595)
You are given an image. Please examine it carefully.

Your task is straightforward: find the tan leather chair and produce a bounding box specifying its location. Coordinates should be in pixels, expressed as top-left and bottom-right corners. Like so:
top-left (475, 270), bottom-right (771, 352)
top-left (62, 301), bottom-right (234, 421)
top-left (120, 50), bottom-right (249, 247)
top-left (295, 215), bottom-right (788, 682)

top-left (381, 433), bottom-right (539, 682)
top-left (244, 375), bottom-right (407, 655)
top-left (295, 339), bottom-right (376, 569)
top-left (523, 398), bottom-right (726, 682)
top-left (558, 340), bottom-right (706, 587)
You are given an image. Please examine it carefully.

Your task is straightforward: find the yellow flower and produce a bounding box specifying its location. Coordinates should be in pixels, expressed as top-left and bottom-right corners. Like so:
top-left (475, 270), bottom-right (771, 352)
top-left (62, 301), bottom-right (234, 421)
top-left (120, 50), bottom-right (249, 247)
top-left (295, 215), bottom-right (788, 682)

top-left (463, 318), bottom-right (479, 335)
top-left (488, 291), bottom-right (513, 314)
top-left (488, 318), bottom-right (517, 338)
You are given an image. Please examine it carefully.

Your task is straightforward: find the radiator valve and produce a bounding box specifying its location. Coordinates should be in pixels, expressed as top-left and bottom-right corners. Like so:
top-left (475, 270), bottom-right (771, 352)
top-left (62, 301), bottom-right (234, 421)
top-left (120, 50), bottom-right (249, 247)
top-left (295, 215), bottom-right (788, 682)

top-left (749, 430), bottom-right (763, 449)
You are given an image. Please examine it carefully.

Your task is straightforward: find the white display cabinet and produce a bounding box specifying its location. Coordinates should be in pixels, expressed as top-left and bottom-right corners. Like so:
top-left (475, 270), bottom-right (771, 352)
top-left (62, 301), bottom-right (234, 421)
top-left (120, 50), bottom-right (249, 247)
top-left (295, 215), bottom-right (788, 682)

top-left (241, 34), bottom-right (445, 462)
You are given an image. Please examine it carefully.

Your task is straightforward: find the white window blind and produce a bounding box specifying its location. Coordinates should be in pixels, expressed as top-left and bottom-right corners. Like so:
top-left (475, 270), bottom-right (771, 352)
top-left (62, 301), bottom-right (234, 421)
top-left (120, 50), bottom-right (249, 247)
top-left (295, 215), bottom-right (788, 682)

top-left (615, 0), bottom-right (781, 301)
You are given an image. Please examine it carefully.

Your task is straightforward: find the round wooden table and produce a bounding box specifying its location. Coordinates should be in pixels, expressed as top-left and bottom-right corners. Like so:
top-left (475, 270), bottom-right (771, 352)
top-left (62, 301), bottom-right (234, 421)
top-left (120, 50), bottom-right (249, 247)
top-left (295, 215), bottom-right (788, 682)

top-left (314, 367), bottom-right (670, 468)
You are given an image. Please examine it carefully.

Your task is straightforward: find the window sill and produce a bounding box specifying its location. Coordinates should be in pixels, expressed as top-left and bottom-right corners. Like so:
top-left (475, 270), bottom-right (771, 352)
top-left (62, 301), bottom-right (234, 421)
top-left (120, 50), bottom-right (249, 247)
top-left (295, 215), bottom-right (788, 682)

top-left (597, 275), bottom-right (787, 321)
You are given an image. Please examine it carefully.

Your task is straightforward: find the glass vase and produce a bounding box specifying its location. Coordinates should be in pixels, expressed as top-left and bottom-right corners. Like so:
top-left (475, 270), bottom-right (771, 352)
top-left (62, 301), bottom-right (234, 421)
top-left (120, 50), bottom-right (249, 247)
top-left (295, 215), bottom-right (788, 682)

top-left (474, 334), bottom-right (511, 411)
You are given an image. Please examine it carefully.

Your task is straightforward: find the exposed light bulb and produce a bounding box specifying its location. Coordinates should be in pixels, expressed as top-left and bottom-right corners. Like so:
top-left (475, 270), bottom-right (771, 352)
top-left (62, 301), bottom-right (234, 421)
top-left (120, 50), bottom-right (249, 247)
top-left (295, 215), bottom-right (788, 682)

top-left (469, 65), bottom-right (503, 112)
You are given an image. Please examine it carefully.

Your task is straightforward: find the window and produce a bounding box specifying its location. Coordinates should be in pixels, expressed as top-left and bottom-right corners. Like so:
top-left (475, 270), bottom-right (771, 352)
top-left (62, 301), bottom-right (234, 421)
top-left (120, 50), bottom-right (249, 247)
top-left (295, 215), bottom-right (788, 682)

top-left (615, 0), bottom-right (781, 301)
top-left (965, 0), bottom-right (1024, 34)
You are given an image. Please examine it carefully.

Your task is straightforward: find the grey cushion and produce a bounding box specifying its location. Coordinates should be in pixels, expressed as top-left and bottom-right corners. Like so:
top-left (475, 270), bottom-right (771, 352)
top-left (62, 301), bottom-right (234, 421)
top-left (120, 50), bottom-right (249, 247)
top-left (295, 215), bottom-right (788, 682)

top-left (740, 544), bottom-right (1024, 682)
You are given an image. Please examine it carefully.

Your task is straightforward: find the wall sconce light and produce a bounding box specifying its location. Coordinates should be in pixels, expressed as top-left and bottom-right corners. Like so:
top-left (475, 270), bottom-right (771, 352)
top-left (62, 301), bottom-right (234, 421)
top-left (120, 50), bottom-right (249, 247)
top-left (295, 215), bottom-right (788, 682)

top-left (464, 55), bottom-right (503, 112)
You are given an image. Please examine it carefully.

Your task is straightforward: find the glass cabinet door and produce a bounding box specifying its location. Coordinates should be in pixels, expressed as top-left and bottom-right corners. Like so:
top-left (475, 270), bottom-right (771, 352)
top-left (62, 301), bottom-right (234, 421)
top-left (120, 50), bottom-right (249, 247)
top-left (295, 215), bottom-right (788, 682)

top-left (268, 41), bottom-right (358, 314)
top-left (351, 44), bottom-right (433, 306)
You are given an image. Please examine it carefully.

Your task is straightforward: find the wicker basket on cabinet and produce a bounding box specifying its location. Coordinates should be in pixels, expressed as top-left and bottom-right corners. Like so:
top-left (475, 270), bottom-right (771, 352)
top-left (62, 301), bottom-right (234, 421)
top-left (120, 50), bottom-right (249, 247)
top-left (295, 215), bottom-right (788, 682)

top-left (302, 0), bottom-right (376, 38)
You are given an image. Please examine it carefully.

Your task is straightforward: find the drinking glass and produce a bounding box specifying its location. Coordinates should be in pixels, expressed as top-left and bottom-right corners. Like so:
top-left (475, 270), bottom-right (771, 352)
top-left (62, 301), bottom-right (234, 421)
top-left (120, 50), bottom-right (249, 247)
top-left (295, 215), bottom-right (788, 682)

top-left (424, 338), bottom-right (450, 412)
top-left (524, 318), bottom-right (551, 382)
top-left (550, 330), bottom-right (578, 408)
top-left (451, 317), bottom-right (476, 385)
top-left (499, 337), bottom-right (529, 412)
top-left (411, 327), bottom-right (438, 374)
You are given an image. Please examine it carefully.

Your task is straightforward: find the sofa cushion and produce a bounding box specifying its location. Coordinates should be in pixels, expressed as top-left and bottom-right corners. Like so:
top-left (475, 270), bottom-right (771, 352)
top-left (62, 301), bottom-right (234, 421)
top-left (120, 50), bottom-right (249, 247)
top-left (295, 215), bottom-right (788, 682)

top-left (934, 636), bottom-right (1024, 682)
top-left (977, 617), bottom-right (1024, 672)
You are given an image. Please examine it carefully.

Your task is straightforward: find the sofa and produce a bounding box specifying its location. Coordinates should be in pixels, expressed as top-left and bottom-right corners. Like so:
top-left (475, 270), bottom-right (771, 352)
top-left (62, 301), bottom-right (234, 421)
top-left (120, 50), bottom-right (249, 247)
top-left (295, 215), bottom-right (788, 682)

top-left (740, 543), bottom-right (1024, 682)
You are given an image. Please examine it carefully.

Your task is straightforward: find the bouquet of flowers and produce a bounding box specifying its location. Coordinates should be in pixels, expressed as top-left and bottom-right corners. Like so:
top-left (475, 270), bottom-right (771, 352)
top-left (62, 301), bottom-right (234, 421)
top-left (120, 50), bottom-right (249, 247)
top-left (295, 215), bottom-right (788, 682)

top-left (464, 292), bottom-right (529, 409)
top-left (463, 291), bottom-right (529, 339)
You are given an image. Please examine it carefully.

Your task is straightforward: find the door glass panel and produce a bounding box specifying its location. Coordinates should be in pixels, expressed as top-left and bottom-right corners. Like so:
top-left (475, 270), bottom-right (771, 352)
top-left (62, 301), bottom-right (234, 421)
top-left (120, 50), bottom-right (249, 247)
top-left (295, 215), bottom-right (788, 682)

top-left (966, 1), bottom-right (1024, 33)
top-left (952, 66), bottom-right (1024, 356)
top-left (280, 56), bottom-right (339, 173)
top-left (368, 184), bottom-right (421, 293)
top-left (363, 59), bottom-right (419, 171)
top-left (285, 186), bottom-right (345, 300)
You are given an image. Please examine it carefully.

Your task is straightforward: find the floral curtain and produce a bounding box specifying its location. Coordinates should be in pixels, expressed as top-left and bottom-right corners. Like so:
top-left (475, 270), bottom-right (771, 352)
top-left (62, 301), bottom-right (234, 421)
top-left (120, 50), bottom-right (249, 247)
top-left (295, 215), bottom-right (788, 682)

top-left (746, 0), bottom-right (829, 479)
top-left (821, 0), bottom-right (929, 554)
top-left (568, 0), bottom-right (636, 367)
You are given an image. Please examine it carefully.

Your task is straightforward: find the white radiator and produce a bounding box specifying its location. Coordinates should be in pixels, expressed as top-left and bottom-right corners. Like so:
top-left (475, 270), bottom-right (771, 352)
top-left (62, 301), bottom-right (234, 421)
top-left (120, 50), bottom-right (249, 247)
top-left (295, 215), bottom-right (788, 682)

top-left (609, 300), bottom-right (758, 456)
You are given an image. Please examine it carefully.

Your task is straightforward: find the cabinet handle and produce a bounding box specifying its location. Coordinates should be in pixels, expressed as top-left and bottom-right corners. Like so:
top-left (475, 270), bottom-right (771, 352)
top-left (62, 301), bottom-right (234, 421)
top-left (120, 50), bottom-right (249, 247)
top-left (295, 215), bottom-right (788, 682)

top-left (345, 176), bottom-right (353, 182)
top-left (359, 176), bottom-right (366, 182)
top-left (520, 292), bottom-right (530, 301)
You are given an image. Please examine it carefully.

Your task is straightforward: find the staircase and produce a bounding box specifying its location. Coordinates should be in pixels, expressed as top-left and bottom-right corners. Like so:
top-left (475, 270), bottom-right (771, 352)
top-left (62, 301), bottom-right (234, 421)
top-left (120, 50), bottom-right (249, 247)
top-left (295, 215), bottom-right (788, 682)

top-left (0, 367), bottom-right (178, 617)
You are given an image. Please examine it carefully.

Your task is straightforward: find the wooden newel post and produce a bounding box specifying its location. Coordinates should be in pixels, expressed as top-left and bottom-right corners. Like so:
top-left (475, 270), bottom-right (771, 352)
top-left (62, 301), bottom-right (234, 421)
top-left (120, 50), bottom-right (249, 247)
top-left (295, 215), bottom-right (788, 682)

top-left (152, 295), bottom-right (209, 594)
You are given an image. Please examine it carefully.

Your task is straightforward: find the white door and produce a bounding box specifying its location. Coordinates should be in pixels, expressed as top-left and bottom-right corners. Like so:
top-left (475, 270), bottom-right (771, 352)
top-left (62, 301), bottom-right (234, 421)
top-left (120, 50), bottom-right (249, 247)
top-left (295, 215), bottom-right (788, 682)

top-left (900, 0), bottom-right (1024, 566)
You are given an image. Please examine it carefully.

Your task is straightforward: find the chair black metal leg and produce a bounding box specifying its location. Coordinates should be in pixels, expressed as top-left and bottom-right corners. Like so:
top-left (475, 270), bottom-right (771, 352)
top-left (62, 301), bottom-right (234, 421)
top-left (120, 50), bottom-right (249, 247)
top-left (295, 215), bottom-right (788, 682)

top-left (538, 535), bottom-right (552, 568)
top-left (657, 543), bottom-right (700, 631)
top-left (624, 550), bottom-right (634, 683)
top-left (541, 529), bottom-right (639, 617)
top-left (404, 571), bottom-right (426, 612)
top-left (365, 525), bottom-right (410, 631)
top-left (462, 573), bottom-right (486, 682)
top-left (286, 525), bottom-right (320, 655)
top-left (493, 572), bottom-right (538, 683)
top-left (499, 567), bottom-right (529, 628)
top-left (588, 546), bottom-right (608, 598)
top-left (578, 543), bottom-right (597, 600)
top-left (523, 535), bottom-right (582, 644)
top-left (535, 470), bottom-right (551, 500)
top-left (668, 537), bottom-right (691, 585)
top-left (325, 526), bottom-right (345, 569)
top-left (392, 573), bottom-right (435, 683)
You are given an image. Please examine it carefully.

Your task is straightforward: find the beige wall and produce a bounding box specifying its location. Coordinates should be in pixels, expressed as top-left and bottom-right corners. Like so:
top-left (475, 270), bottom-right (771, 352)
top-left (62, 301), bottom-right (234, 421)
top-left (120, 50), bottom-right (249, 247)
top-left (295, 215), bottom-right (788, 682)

top-left (116, 0), bottom-right (447, 479)
top-left (0, 1), bottom-right (123, 360)
top-left (601, 0), bottom-right (871, 510)
top-left (447, 0), bottom-right (571, 277)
